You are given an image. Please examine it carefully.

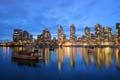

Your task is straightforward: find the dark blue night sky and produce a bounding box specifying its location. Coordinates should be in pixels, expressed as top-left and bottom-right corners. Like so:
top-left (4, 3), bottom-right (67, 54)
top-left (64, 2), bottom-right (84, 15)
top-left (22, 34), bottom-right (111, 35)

top-left (0, 0), bottom-right (120, 41)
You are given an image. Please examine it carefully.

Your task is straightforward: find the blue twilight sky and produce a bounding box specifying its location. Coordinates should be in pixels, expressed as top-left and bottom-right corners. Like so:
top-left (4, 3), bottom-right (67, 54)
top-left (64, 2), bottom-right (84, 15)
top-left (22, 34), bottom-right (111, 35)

top-left (0, 0), bottom-right (120, 41)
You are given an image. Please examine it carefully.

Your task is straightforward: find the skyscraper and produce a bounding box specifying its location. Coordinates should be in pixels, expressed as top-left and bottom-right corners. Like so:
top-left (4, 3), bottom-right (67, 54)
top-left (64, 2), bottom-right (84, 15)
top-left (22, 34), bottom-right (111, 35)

top-left (37, 29), bottom-right (51, 46)
top-left (58, 25), bottom-right (66, 45)
top-left (43, 29), bottom-right (51, 43)
top-left (116, 23), bottom-right (120, 43)
top-left (103, 27), bottom-right (112, 42)
top-left (58, 25), bottom-right (64, 41)
top-left (95, 24), bottom-right (103, 44)
top-left (13, 29), bottom-right (23, 42)
top-left (13, 29), bottom-right (33, 42)
top-left (70, 24), bottom-right (76, 41)
top-left (85, 26), bottom-right (91, 44)
top-left (23, 31), bottom-right (31, 41)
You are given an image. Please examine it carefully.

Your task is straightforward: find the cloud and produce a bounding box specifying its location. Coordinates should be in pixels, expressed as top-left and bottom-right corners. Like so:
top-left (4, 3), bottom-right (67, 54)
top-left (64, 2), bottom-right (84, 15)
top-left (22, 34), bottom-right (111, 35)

top-left (0, 0), bottom-right (119, 40)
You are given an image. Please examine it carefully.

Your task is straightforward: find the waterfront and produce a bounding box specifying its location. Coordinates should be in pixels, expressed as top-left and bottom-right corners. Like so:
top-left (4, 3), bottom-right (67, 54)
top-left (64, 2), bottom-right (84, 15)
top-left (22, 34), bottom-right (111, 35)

top-left (0, 47), bottom-right (120, 80)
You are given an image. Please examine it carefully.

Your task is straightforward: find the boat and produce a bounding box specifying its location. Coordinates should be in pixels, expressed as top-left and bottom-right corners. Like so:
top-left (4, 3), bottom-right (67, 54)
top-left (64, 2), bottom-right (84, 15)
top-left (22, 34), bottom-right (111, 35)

top-left (12, 51), bottom-right (43, 61)
top-left (12, 43), bottom-right (44, 60)
top-left (12, 53), bottom-right (37, 60)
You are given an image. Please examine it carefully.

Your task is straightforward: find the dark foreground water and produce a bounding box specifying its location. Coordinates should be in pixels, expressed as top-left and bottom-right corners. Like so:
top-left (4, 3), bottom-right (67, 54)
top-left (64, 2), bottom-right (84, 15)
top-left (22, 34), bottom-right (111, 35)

top-left (0, 47), bottom-right (120, 80)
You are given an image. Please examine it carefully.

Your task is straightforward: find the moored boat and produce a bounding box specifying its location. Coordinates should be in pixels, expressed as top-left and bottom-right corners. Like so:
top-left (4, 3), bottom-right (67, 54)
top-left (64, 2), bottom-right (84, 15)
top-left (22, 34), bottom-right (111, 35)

top-left (12, 53), bottom-right (37, 60)
top-left (12, 51), bottom-right (43, 61)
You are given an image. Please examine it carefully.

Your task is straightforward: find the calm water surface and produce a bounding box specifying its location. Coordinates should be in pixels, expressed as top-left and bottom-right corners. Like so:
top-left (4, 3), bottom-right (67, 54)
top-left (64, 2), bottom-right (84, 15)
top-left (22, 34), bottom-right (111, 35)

top-left (0, 47), bottom-right (120, 80)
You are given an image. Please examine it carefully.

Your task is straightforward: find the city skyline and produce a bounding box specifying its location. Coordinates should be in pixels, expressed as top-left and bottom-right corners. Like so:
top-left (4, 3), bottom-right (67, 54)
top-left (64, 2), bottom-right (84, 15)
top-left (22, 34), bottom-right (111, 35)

top-left (13, 23), bottom-right (120, 42)
top-left (1, 23), bottom-right (120, 41)
top-left (0, 0), bottom-right (120, 40)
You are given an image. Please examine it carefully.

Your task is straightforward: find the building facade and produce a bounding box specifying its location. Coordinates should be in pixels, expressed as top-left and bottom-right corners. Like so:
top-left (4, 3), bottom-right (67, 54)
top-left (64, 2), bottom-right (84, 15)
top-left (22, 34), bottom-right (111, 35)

top-left (37, 29), bottom-right (51, 46)
top-left (58, 25), bottom-right (66, 45)
top-left (13, 29), bottom-right (23, 42)
top-left (95, 24), bottom-right (103, 44)
top-left (85, 26), bottom-right (91, 44)
top-left (13, 29), bottom-right (33, 42)
top-left (70, 24), bottom-right (76, 41)
top-left (116, 23), bottom-right (120, 43)
top-left (103, 27), bottom-right (112, 42)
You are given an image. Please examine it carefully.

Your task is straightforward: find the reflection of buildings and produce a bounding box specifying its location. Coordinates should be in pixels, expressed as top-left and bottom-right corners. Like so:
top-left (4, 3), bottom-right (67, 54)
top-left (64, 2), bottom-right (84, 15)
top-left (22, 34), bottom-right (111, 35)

top-left (44, 48), bottom-right (50, 65)
top-left (58, 47), bottom-right (64, 70)
top-left (64, 47), bottom-right (76, 68)
top-left (58, 47), bottom-right (76, 69)
top-left (70, 47), bottom-right (75, 68)
top-left (103, 47), bottom-right (112, 67)
top-left (95, 47), bottom-right (112, 67)
top-left (2, 47), bottom-right (10, 59)
top-left (81, 47), bottom-right (113, 68)
top-left (2, 47), bottom-right (10, 54)
top-left (64, 47), bottom-right (70, 57)
top-left (95, 48), bottom-right (102, 67)
top-left (10, 46), bottom-right (120, 69)
top-left (81, 48), bottom-right (90, 65)
top-left (115, 48), bottom-right (120, 68)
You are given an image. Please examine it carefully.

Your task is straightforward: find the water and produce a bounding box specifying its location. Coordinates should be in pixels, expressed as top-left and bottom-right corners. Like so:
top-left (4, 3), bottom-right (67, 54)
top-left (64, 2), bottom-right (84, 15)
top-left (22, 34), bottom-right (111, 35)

top-left (0, 47), bottom-right (120, 80)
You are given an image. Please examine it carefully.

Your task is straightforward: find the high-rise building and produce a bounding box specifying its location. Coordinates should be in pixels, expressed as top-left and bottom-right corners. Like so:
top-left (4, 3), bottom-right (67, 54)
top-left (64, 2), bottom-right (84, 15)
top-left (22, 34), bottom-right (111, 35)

top-left (95, 24), bottom-right (102, 37)
top-left (108, 27), bottom-right (112, 41)
top-left (43, 29), bottom-right (51, 42)
top-left (91, 33), bottom-right (96, 44)
top-left (37, 34), bottom-right (44, 41)
top-left (103, 27), bottom-right (112, 42)
top-left (85, 26), bottom-right (90, 35)
top-left (23, 31), bottom-right (29, 41)
top-left (58, 25), bottom-right (66, 45)
top-left (70, 24), bottom-right (76, 41)
top-left (37, 29), bottom-right (51, 46)
top-left (95, 24), bottom-right (103, 44)
top-left (22, 30), bottom-right (33, 42)
top-left (13, 29), bottom-right (23, 42)
top-left (116, 23), bottom-right (120, 43)
top-left (112, 34), bottom-right (116, 43)
top-left (37, 34), bottom-right (44, 45)
top-left (58, 25), bottom-right (63, 40)
top-left (85, 26), bottom-right (91, 44)
top-left (13, 29), bottom-right (33, 42)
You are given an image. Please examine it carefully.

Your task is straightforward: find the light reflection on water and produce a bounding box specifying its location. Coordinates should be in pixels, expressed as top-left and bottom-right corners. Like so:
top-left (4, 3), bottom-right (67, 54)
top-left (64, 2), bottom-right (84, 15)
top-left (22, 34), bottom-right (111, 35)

top-left (11, 47), bottom-right (120, 69)
top-left (0, 47), bottom-right (120, 80)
